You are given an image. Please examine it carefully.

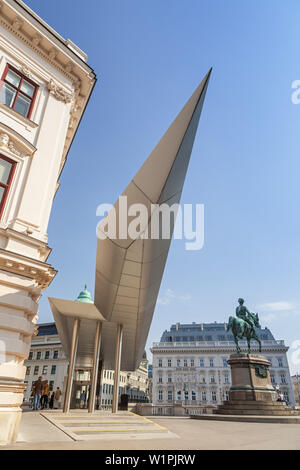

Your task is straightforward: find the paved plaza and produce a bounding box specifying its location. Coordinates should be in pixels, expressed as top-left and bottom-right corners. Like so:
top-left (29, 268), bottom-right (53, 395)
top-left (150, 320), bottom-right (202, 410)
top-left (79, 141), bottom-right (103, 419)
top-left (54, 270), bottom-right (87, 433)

top-left (3, 410), bottom-right (300, 450)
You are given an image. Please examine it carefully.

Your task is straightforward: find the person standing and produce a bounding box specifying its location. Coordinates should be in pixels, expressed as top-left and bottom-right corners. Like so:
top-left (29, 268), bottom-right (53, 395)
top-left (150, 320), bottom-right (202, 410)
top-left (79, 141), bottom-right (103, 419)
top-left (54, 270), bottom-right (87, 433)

top-left (80, 390), bottom-right (86, 409)
top-left (32, 376), bottom-right (43, 410)
top-left (41, 380), bottom-right (50, 409)
top-left (49, 391), bottom-right (55, 409)
top-left (54, 387), bottom-right (62, 409)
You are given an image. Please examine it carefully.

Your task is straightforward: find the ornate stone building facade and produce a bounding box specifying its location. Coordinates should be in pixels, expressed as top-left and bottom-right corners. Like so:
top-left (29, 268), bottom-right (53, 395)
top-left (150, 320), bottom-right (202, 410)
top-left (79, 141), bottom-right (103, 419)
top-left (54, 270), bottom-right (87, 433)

top-left (0, 0), bottom-right (96, 443)
top-left (150, 322), bottom-right (295, 414)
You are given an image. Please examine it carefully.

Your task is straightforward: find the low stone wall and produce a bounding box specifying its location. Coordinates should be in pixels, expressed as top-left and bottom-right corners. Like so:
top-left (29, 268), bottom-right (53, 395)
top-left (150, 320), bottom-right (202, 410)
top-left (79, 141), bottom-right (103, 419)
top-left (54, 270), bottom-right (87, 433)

top-left (135, 403), bottom-right (216, 416)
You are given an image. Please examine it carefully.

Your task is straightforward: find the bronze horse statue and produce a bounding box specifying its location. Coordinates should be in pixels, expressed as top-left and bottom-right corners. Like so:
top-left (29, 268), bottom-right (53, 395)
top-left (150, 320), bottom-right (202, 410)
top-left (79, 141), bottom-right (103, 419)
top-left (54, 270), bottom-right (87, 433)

top-left (227, 311), bottom-right (262, 354)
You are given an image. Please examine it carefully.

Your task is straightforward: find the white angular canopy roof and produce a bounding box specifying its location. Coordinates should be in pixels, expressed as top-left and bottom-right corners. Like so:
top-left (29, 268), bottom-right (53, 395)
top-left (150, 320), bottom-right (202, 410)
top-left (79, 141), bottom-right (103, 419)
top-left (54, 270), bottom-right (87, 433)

top-left (95, 70), bottom-right (211, 370)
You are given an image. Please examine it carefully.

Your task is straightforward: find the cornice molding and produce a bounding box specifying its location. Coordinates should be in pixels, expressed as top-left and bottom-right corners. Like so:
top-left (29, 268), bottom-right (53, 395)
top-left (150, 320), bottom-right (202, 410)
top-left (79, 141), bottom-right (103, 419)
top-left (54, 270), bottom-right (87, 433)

top-left (0, 2), bottom-right (96, 178)
top-left (0, 248), bottom-right (57, 289)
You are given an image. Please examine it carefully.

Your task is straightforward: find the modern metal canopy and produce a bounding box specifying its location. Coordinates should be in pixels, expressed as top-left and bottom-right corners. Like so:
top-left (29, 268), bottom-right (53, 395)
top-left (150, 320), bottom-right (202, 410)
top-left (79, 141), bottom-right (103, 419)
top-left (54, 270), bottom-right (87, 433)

top-left (49, 294), bottom-right (105, 368)
top-left (94, 69), bottom-right (212, 371)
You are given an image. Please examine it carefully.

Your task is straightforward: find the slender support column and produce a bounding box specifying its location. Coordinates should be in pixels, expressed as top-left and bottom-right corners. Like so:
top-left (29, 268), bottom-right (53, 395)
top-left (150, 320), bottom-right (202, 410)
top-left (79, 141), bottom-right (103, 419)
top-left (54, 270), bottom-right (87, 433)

top-left (88, 320), bottom-right (102, 413)
top-left (112, 323), bottom-right (123, 413)
top-left (63, 318), bottom-right (80, 413)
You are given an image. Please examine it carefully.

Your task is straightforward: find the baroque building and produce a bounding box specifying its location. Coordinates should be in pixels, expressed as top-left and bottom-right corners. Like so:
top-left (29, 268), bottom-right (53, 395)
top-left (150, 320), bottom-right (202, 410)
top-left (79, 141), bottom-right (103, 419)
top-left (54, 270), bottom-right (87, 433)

top-left (150, 322), bottom-right (295, 414)
top-left (0, 0), bottom-right (96, 443)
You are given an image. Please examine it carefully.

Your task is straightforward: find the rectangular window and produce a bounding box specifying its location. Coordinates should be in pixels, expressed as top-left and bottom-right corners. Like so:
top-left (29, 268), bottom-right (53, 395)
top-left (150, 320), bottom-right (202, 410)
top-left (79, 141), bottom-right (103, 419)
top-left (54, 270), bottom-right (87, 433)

top-left (210, 376), bottom-right (215, 383)
top-left (158, 375), bottom-right (162, 383)
top-left (158, 359), bottom-right (162, 367)
top-left (167, 359), bottom-right (172, 367)
top-left (167, 375), bottom-right (172, 383)
top-left (223, 359), bottom-right (228, 367)
top-left (280, 374), bottom-right (286, 384)
top-left (191, 390), bottom-right (196, 401)
top-left (184, 390), bottom-right (189, 401)
top-left (51, 365), bottom-right (56, 375)
top-left (0, 154), bottom-right (16, 219)
top-left (42, 365), bottom-right (47, 375)
top-left (199, 359), bottom-right (204, 367)
top-left (26, 366), bottom-right (31, 375)
top-left (278, 358), bottom-right (283, 367)
top-left (202, 391), bottom-right (206, 401)
top-left (34, 366), bottom-right (39, 375)
top-left (212, 391), bottom-right (217, 402)
top-left (184, 359), bottom-right (188, 367)
top-left (45, 351), bottom-right (50, 359)
top-left (209, 359), bottom-right (214, 367)
top-left (158, 390), bottom-right (163, 401)
top-left (53, 350), bottom-right (58, 359)
top-left (0, 64), bottom-right (38, 118)
top-left (28, 351), bottom-right (33, 360)
top-left (177, 359), bottom-right (181, 366)
top-left (224, 374), bottom-right (229, 383)
top-left (190, 359), bottom-right (194, 367)
top-left (176, 390), bottom-right (181, 400)
top-left (36, 351), bottom-right (41, 360)
top-left (167, 391), bottom-right (173, 401)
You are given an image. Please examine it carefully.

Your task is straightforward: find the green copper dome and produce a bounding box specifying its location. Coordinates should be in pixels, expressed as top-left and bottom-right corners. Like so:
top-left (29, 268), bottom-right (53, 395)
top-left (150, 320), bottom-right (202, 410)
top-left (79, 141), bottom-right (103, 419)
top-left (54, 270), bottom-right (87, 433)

top-left (76, 285), bottom-right (93, 304)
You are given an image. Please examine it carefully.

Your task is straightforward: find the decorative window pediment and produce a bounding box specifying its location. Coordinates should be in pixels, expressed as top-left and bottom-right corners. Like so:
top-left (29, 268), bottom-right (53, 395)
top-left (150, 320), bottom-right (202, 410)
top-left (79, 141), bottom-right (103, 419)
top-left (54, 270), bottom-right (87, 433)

top-left (0, 123), bottom-right (36, 159)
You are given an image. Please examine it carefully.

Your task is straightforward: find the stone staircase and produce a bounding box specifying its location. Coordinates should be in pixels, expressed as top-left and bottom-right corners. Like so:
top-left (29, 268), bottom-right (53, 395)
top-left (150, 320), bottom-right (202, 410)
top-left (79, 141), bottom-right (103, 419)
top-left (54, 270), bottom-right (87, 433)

top-left (40, 410), bottom-right (177, 441)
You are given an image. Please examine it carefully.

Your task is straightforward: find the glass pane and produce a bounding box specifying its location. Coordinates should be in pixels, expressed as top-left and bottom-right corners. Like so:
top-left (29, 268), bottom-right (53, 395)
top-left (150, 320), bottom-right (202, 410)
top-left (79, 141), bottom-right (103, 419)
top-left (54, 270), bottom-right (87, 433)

top-left (20, 80), bottom-right (34, 98)
top-left (0, 83), bottom-right (16, 107)
top-left (14, 93), bottom-right (31, 117)
top-left (0, 159), bottom-right (12, 184)
top-left (0, 187), bottom-right (5, 205)
top-left (5, 69), bottom-right (21, 87)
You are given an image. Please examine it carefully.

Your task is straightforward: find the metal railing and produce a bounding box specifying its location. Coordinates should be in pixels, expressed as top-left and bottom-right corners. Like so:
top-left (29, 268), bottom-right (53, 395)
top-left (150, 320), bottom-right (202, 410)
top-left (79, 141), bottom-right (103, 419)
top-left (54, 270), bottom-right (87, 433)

top-left (152, 340), bottom-right (285, 348)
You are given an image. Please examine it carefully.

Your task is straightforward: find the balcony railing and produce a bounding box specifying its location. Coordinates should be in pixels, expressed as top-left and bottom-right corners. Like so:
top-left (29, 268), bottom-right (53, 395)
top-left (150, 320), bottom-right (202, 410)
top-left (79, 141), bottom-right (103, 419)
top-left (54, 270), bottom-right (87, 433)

top-left (152, 340), bottom-right (285, 348)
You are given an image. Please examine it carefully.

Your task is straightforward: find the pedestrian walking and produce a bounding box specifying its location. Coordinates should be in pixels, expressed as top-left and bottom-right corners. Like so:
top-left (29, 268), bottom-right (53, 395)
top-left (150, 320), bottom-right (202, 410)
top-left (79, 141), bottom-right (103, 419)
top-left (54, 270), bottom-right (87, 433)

top-left (32, 376), bottom-right (43, 410)
top-left (49, 391), bottom-right (55, 409)
top-left (41, 380), bottom-right (49, 409)
top-left (54, 387), bottom-right (62, 409)
top-left (80, 390), bottom-right (86, 409)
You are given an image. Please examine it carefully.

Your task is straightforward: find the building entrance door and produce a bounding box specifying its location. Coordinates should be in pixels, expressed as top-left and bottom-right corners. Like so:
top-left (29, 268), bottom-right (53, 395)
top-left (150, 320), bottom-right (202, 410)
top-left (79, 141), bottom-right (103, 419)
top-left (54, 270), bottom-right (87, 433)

top-left (70, 369), bottom-right (91, 409)
top-left (73, 381), bottom-right (90, 409)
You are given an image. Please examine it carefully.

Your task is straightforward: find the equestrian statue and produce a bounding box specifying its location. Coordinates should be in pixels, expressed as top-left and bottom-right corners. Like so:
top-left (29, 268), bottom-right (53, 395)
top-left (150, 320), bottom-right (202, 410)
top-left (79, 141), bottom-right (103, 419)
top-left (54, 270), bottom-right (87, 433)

top-left (227, 298), bottom-right (262, 354)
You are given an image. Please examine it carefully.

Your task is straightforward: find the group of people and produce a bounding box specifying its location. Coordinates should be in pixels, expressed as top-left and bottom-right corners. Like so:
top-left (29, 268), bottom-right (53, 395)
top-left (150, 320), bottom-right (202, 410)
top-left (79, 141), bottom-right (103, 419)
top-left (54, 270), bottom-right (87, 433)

top-left (31, 376), bottom-right (62, 410)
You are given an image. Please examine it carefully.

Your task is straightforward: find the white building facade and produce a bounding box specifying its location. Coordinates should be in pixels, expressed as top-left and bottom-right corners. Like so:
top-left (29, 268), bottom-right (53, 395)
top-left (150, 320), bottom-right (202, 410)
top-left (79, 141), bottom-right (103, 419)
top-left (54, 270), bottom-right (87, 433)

top-left (99, 356), bottom-right (149, 406)
top-left (0, 0), bottom-right (96, 443)
top-left (151, 322), bottom-right (295, 412)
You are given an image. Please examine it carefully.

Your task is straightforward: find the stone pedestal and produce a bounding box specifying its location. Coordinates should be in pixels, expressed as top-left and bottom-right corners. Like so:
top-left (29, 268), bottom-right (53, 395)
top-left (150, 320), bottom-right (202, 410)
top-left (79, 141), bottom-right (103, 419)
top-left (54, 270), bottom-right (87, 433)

top-left (214, 354), bottom-right (298, 416)
top-left (228, 354), bottom-right (277, 402)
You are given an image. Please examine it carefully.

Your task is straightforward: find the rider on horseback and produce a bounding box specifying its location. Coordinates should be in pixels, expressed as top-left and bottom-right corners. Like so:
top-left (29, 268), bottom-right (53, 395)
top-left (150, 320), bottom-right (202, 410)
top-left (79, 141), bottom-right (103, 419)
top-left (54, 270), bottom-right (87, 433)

top-left (236, 298), bottom-right (254, 329)
top-left (227, 298), bottom-right (262, 353)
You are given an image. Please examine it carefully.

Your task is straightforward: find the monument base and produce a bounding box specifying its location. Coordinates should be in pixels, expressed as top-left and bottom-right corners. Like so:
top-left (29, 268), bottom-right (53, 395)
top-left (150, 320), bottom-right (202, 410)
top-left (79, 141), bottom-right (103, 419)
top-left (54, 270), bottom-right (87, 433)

top-left (214, 354), bottom-right (298, 416)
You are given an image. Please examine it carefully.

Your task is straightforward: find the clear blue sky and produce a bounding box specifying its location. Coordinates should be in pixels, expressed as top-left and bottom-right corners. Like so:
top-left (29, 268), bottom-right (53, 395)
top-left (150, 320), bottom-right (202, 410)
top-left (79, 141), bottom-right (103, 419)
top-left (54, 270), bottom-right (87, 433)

top-left (25, 0), bottom-right (300, 373)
